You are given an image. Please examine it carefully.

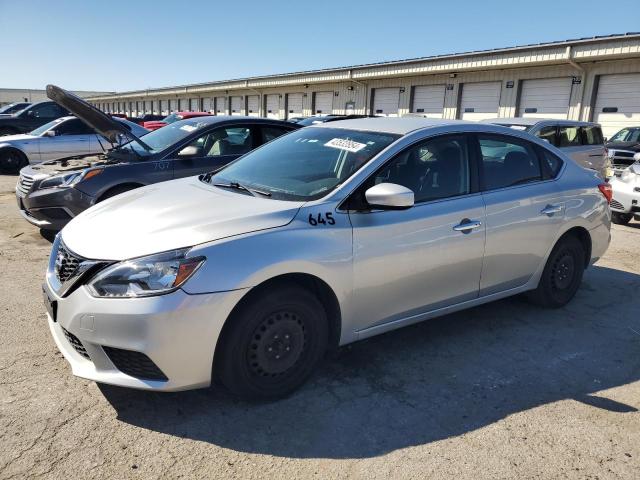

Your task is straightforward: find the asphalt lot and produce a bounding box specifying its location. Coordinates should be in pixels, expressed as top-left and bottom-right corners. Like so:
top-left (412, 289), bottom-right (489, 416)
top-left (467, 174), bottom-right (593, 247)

top-left (1, 173), bottom-right (639, 479)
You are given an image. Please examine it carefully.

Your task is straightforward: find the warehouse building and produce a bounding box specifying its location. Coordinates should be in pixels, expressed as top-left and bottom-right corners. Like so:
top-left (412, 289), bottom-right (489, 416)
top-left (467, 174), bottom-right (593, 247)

top-left (0, 88), bottom-right (112, 108)
top-left (87, 33), bottom-right (640, 137)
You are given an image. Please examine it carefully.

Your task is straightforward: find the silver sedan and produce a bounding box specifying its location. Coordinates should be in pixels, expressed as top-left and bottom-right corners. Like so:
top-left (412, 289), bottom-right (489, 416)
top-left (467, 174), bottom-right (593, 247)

top-left (0, 116), bottom-right (148, 173)
top-left (43, 117), bottom-right (611, 399)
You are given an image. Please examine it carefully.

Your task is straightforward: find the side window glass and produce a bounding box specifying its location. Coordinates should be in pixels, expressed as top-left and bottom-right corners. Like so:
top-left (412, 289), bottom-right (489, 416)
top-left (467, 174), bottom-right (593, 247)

top-left (261, 126), bottom-right (290, 143)
top-left (186, 127), bottom-right (253, 157)
top-left (535, 126), bottom-right (557, 146)
top-left (537, 147), bottom-right (564, 179)
top-left (57, 119), bottom-right (94, 135)
top-left (479, 136), bottom-right (542, 190)
top-left (582, 126), bottom-right (603, 146)
top-left (373, 136), bottom-right (470, 203)
top-left (557, 126), bottom-right (581, 147)
top-left (30, 104), bottom-right (61, 119)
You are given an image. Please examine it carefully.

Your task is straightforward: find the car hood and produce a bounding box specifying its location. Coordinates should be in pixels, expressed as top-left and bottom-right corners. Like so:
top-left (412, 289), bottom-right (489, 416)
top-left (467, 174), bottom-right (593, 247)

top-left (606, 141), bottom-right (640, 151)
top-left (61, 176), bottom-right (305, 261)
top-left (23, 153), bottom-right (125, 176)
top-left (0, 134), bottom-right (37, 144)
top-left (46, 84), bottom-right (133, 144)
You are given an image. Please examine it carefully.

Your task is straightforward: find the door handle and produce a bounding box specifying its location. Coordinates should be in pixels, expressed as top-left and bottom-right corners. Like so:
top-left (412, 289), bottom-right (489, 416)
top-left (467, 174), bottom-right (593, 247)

top-left (453, 219), bottom-right (482, 232)
top-left (540, 204), bottom-right (563, 216)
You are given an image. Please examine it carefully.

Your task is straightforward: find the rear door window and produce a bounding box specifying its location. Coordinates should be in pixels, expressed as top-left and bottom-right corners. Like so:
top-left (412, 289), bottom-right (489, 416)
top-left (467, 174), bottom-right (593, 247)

top-left (581, 126), bottom-right (604, 145)
top-left (535, 126), bottom-right (557, 146)
top-left (478, 135), bottom-right (542, 190)
top-left (557, 126), bottom-right (582, 147)
top-left (261, 126), bottom-right (292, 144)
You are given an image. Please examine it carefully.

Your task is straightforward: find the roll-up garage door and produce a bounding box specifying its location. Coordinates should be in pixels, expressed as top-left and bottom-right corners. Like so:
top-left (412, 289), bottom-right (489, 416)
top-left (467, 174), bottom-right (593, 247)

top-left (373, 88), bottom-right (400, 117)
top-left (287, 93), bottom-right (303, 119)
top-left (593, 73), bottom-right (640, 138)
top-left (202, 98), bottom-right (212, 113)
top-left (189, 98), bottom-right (199, 111)
top-left (246, 95), bottom-right (260, 116)
top-left (215, 97), bottom-right (227, 115)
top-left (314, 91), bottom-right (333, 115)
top-left (518, 77), bottom-right (572, 119)
top-left (169, 99), bottom-right (178, 112)
top-left (459, 82), bottom-right (501, 121)
top-left (411, 85), bottom-right (445, 118)
top-left (266, 94), bottom-right (280, 119)
top-left (160, 100), bottom-right (168, 115)
top-left (230, 96), bottom-right (243, 115)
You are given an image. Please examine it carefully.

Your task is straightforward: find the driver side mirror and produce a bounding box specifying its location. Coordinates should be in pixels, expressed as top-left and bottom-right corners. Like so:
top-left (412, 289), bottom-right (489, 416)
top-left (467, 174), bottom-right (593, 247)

top-left (178, 145), bottom-right (202, 157)
top-left (43, 130), bottom-right (57, 137)
top-left (365, 183), bottom-right (414, 210)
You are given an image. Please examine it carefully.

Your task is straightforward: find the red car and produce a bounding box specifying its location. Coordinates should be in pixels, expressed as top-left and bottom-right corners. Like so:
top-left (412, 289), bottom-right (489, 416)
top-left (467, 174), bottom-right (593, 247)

top-left (143, 111), bottom-right (211, 131)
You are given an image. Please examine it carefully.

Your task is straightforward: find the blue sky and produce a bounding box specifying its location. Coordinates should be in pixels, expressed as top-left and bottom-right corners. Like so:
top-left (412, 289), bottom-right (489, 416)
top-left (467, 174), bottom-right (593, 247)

top-left (1, 0), bottom-right (638, 92)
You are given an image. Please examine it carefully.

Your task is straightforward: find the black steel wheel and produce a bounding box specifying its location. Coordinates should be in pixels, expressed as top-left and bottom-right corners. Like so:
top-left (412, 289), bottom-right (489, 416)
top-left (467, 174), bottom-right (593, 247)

top-left (0, 149), bottom-right (28, 174)
top-left (527, 234), bottom-right (585, 308)
top-left (611, 212), bottom-right (632, 225)
top-left (217, 284), bottom-right (328, 400)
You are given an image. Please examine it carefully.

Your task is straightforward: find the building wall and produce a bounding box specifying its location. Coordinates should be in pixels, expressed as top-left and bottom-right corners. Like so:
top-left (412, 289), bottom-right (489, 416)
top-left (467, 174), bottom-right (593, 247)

top-left (0, 88), bottom-right (112, 107)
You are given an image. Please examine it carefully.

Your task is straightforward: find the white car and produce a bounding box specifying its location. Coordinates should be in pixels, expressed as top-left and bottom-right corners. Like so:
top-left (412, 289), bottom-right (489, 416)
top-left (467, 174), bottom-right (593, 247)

top-left (608, 152), bottom-right (640, 225)
top-left (43, 117), bottom-right (611, 399)
top-left (0, 116), bottom-right (148, 173)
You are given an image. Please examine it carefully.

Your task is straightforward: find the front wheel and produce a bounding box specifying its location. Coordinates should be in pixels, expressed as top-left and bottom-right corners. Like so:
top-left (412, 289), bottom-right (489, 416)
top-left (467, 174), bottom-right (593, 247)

top-left (611, 212), bottom-right (632, 225)
top-left (216, 284), bottom-right (328, 400)
top-left (0, 149), bottom-right (28, 174)
top-left (527, 235), bottom-right (585, 308)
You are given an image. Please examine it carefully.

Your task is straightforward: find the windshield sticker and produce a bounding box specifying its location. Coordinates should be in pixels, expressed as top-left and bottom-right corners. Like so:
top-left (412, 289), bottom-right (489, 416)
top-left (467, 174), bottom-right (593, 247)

top-left (324, 138), bottom-right (367, 153)
top-left (180, 125), bottom-right (197, 132)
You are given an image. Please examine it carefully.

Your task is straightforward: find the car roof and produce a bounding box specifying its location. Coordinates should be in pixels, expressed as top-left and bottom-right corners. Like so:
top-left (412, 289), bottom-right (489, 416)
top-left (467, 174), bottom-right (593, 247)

top-left (176, 115), bottom-right (295, 126)
top-left (313, 117), bottom-right (478, 135)
top-left (483, 117), bottom-right (600, 127)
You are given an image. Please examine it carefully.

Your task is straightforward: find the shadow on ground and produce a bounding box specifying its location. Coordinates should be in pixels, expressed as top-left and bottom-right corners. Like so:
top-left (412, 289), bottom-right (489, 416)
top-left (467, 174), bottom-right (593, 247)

top-left (100, 265), bottom-right (640, 459)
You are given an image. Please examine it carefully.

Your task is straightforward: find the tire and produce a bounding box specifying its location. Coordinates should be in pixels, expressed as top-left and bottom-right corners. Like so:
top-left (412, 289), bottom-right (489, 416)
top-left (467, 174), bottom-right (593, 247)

top-left (0, 149), bottom-right (28, 174)
top-left (217, 284), bottom-right (328, 400)
top-left (98, 184), bottom-right (139, 202)
top-left (527, 235), bottom-right (585, 308)
top-left (611, 212), bottom-right (632, 225)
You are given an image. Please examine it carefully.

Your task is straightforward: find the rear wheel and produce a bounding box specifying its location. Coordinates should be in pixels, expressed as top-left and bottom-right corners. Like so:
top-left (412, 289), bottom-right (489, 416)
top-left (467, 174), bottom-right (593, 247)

top-left (527, 235), bottom-right (585, 308)
top-left (217, 284), bottom-right (328, 400)
top-left (0, 149), bottom-right (28, 174)
top-left (611, 212), bottom-right (632, 225)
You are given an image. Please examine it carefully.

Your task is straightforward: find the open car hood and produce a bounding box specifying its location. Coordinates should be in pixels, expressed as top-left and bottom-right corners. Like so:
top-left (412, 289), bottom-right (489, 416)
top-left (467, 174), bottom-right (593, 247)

top-left (46, 85), bottom-right (142, 146)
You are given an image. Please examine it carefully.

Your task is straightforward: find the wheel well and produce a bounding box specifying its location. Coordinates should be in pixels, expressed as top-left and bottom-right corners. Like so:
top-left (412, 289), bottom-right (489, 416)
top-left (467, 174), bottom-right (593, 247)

top-left (213, 273), bottom-right (342, 373)
top-left (559, 226), bottom-right (592, 269)
top-left (97, 183), bottom-right (144, 202)
top-left (0, 146), bottom-right (27, 159)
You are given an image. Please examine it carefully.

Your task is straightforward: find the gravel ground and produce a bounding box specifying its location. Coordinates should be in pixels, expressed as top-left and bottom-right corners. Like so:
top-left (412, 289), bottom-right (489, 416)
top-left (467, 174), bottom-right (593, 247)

top-left (1, 173), bottom-right (639, 479)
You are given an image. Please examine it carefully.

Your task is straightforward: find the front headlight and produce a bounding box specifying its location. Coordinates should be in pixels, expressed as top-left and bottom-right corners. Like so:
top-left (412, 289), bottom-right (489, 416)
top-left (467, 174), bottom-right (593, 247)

top-left (87, 248), bottom-right (205, 298)
top-left (39, 169), bottom-right (102, 189)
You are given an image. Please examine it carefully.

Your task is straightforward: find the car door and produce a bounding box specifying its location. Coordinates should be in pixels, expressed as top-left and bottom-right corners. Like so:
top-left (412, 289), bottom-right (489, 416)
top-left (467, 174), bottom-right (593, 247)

top-left (349, 134), bottom-right (486, 333)
top-left (579, 126), bottom-right (606, 173)
top-left (477, 133), bottom-right (565, 296)
top-left (169, 125), bottom-right (257, 178)
top-left (40, 118), bottom-right (95, 161)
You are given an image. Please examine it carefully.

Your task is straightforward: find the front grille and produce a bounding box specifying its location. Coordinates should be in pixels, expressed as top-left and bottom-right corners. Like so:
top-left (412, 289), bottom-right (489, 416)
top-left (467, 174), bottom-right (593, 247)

top-left (610, 199), bottom-right (624, 210)
top-left (103, 347), bottom-right (168, 381)
top-left (62, 327), bottom-right (90, 360)
top-left (15, 173), bottom-right (35, 198)
top-left (55, 242), bottom-right (82, 283)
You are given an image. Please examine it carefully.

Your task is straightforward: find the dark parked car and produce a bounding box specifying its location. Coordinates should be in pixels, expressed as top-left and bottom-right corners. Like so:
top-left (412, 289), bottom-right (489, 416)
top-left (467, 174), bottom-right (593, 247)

top-left (605, 126), bottom-right (640, 172)
top-left (0, 101), bottom-right (70, 136)
top-left (16, 85), bottom-right (300, 231)
top-left (0, 102), bottom-right (31, 115)
top-left (296, 114), bottom-right (375, 126)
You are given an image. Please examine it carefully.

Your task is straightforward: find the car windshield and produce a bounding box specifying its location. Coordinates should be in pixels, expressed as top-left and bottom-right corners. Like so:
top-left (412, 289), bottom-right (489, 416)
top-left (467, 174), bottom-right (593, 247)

top-left (117, 118), bottom-right (209, 156)
top-left (30, 118), bottom-right (67, 136)
top-left (0, 103), bottom-right (26, 114)
top-left (610, 128), bottom-right (640, 143)
top-left (162, 113), bottom-right (182, 124)
top-left (207, 127), bottom-right (399, 201)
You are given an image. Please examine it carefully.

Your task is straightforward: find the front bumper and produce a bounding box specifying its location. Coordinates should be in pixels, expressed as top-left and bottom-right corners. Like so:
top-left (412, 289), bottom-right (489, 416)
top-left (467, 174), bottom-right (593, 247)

top-left (44, 280), bottom-right (248, 391)
top-left (16, 186), bottom-right (94, 230)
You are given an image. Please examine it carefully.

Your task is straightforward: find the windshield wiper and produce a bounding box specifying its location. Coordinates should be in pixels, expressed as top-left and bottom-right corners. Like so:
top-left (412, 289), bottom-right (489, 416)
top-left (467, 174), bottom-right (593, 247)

top-left (212, 181), bottom-right (271, 197)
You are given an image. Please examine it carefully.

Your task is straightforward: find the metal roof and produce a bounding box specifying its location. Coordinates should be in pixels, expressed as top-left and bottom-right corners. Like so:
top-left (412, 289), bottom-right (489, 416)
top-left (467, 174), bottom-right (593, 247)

top-left (87, 32), bottom-right (640, 99)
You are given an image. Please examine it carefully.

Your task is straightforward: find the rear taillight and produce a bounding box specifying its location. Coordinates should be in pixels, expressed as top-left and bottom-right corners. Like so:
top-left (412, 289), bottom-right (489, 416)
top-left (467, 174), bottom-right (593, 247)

top-left (598, 183), bottom-right (612, 204)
